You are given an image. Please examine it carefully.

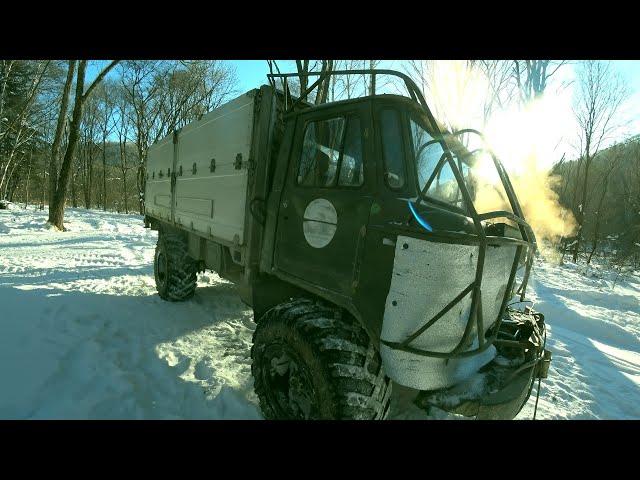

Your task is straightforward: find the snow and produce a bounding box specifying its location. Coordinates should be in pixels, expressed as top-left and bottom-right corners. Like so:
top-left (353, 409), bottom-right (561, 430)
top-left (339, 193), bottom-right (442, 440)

top-left (515, 260), bottom-right (640, 419)
top-left (1, 205), bottom-right (639, 419)
top-left (0, 206), bottom-right (261, 419)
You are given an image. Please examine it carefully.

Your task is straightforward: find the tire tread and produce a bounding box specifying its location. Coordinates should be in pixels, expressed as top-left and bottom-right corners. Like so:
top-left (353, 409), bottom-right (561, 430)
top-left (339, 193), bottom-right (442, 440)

top-left (251, 298), bottom-right (391, 420)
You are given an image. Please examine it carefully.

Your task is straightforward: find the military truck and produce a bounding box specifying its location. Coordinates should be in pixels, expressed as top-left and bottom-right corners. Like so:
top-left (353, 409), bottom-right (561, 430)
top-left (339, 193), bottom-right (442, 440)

top-left (144, 69), bottom-right (551, 420)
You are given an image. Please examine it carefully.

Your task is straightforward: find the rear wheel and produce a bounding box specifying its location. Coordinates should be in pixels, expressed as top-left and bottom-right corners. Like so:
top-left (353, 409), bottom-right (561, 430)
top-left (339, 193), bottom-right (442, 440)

top-left (251, 298), bottom-right (392, 420)
top-left (154, 231), bottom-right (197, 301)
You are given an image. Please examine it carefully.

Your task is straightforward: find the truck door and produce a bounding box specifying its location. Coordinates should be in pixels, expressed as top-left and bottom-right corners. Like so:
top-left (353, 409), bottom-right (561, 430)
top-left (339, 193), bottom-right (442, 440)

top-left (274, 103), bottom-right (373, 297)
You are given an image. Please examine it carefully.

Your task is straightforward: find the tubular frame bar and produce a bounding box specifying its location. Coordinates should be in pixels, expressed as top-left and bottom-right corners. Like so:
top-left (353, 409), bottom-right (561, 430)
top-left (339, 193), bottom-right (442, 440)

top-left (267, 69), bottom-right (431, 112)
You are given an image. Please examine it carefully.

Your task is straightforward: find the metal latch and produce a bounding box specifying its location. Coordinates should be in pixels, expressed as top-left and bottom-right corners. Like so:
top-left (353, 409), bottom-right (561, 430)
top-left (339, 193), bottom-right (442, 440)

top-left (234, 153), bottom-right (243, 170)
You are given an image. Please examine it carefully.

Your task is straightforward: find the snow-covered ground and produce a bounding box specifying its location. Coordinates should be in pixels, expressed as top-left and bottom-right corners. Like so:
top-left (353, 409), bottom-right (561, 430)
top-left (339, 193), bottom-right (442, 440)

top-left (1, 205), bottom-right (638, 419)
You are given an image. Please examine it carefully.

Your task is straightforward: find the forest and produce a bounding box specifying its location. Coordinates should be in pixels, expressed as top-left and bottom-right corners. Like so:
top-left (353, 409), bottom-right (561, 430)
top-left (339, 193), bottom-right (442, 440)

top-left (1, 59), bottom-right (638, 267)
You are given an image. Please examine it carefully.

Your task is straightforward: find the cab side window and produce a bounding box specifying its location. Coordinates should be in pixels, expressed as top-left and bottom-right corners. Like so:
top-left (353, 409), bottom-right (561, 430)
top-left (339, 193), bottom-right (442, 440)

top-left (338, 117), bottom-right (363, 187)
top-left (297, 116), bottom-right (364, 188)
top-left (410, 117), bottom-right (469, 210)
top-left (380, 109), bottom-right (406, 189)
top-left (410, 118), bottom-right (440, 190)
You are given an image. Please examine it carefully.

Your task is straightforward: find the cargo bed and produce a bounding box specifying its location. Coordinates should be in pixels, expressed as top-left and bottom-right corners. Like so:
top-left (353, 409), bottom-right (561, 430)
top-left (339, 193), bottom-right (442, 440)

top-left (145, 90), bottom-right (259, 247)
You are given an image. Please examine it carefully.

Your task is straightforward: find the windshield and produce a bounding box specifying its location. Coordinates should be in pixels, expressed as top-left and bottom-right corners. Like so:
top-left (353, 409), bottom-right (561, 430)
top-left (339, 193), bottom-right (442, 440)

top-left (409, 116), bottom-right (511, 215)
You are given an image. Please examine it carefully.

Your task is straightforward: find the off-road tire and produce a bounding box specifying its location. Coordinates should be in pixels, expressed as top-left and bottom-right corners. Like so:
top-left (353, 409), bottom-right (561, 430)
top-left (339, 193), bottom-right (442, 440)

top-left (154, 231), bottom-right (197, 301)
top-left (251, 298), bottom-right (392, 420)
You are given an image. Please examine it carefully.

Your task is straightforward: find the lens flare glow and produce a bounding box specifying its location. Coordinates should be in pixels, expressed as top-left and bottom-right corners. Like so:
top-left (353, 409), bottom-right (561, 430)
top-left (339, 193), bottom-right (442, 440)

top-left (422, 61), bottom-right (577, 247)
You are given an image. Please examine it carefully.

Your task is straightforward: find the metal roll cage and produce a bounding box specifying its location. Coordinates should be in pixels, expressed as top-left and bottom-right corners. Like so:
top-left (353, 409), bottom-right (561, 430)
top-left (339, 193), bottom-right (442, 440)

top-left (269, 68), bottom-right (538, 361)
top-left (383, 126), bottom-right (538, 359)
top-left (267, 68), bottom-right (431, 113)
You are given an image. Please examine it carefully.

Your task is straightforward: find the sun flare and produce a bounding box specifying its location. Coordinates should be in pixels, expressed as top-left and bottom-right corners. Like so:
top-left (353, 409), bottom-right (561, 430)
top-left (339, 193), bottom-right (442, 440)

top-left (423, 60), bottom-right (577, 245)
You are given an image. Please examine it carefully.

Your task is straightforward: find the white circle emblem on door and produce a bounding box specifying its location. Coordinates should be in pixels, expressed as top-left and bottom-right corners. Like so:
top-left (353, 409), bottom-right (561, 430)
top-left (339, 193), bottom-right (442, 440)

top-left (303, 198), bottom-right (338, 248)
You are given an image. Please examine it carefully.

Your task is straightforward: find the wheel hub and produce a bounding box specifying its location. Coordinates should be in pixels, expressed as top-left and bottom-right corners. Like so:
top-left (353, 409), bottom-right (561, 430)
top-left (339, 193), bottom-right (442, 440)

top-left (262, 344), bottom-right (318, 419)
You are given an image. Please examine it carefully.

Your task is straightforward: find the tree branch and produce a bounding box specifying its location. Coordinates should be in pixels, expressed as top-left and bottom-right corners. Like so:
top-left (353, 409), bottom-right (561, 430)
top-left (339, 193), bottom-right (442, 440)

top-left (83, 60), bottom-right (119, 102)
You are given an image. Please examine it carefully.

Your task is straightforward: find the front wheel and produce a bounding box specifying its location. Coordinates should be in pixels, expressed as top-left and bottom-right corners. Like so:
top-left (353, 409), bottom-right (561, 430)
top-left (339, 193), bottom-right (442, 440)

top-left (251, 298), bottom-right (392, 420)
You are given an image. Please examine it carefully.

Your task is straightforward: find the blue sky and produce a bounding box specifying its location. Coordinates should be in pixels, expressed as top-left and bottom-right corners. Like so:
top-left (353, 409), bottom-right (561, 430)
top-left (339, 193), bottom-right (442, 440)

top-left (613, 60), bottom-right (640, 93)
top-left (230, 60), bottom-right (271, 91)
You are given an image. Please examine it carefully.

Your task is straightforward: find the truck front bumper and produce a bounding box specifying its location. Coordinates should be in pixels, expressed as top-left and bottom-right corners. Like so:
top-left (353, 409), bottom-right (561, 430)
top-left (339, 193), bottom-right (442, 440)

top-left (414, 307), bottom-right (551, 420)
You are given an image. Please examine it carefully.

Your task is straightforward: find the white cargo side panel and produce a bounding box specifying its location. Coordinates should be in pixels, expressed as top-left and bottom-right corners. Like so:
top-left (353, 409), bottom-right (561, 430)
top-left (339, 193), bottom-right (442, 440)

top-left (174, 92), bottom-right (256, 244)
top-left (145, 134), bottom-right (174, 222)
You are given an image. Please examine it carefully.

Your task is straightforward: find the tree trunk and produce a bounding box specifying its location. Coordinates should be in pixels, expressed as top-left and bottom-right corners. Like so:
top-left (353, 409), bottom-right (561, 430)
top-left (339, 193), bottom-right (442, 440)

top-left (83, 146), bottom-right (93, 209)
top-left (48, 60), bottom-right (118, 227)
top-left (315, 60), bottom-right (333, 105)
top-left (48, 61), bottom-right (87, 230)
top-left (102, 139), bottom-right (107, 211)
top-left (122, 169), bottom-right (128, 214)
top-left (24, 158), bottom-right (32, 209)
top-left (83, 168), bottom-right (90, 208)
top-left (7, 173), bottom-right (19, 201)
top-left (296, 60), bottom-right (309, 99)
top-left (87, 153), bottom-right (93, 208)
top-left (71, 171), bottom-right (78, 208)
top-left (49, 61), bottom-right (76, 207)
top-left (0, 131), bottom-right (23, 196)
top-left (587, 163), bottom-right (615, 265)
top-left (137, 162), bottom-right (145, 215)
top-left (40, 154), bottom-right (46, 210)
top-left (572, 149), bottom-right (592, 263)
top-left (369, 59), bottom-right (375, 96)
top-left (587, 186), bottom-right (609, 265)
top-left (136, 139), bottom-right (146, 215)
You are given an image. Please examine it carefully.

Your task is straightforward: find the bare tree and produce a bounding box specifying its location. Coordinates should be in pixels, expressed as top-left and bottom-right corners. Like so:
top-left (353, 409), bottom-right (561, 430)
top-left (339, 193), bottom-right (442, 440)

top-left (330, 60), bottom-right (367, 101)
top-left (365, 59), bottom-right (383, 96)
top-left (95, 80), bottom-right (117, 211)
top-left (586, 146), bottom-right (624, 264)
top-left (47, 61), bottom-right (76, 206)
top-left (152, 61), bottom-right (237, 136)
top-left (115, 85), bottom-right (133, 213)
top-left (473, 61), bottom-right (518, 122)
top-left (571, 60), bottom-right (629, 262)
top-left (48, 60), bottom-right (119, 230)
top-left (79, 91), bottom-right (101, 209)
top-left (403, 60), bottom-right (569, 129)
top-left (403, 60), bottom-right (505, 130)
top-left (512, 60), bottom-right (568, 105)
top-left (315, 60), bottom-right (334, 105)
top-left (295, 60), bottom-right (311, 98)
top-left (120, 60), bottom-right (163, 214)
top-left (0, 60), bottom-right (51, 197)
top-left (292, 60), bottom-right (336, 105)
